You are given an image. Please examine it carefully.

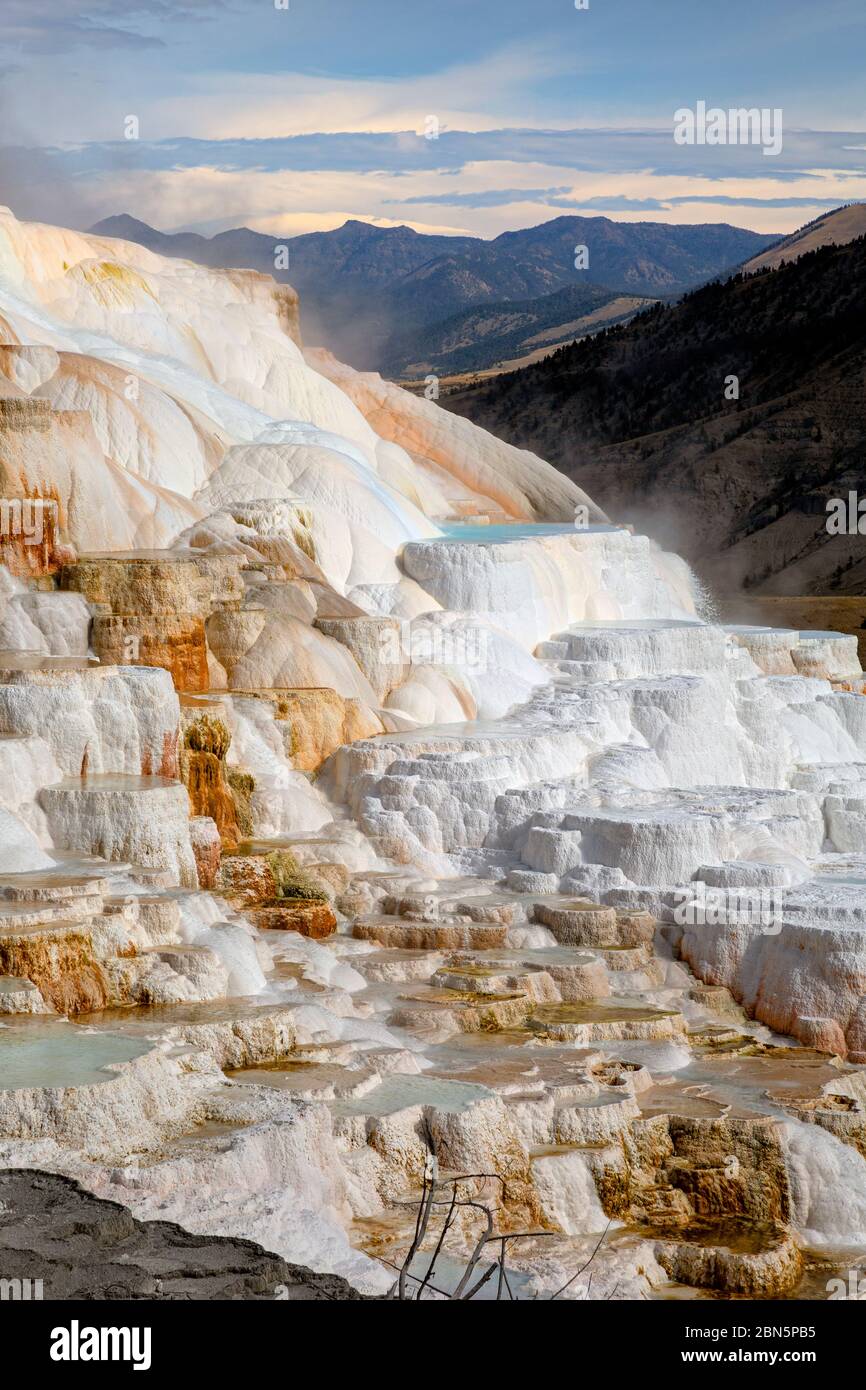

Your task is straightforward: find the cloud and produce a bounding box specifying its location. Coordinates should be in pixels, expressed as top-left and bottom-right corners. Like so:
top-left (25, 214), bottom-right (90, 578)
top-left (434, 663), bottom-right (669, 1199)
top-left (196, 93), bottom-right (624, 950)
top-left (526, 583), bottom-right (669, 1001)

top-left (386, 186), bottom-right (573, 208)
top-left (672, 194), bottom-right (856, 209)
top-left (131, 37), bottom-right (582, 142)
top-left (13, 127), bottom-right (866, 180)
top-left (547, 193), bottom-right (859, 212)
top-left (387, 188), bottom-right (863, 213)
top-left (0, 1), bottom-right (224, 54)
top-left (0, 122), bottom-right (863, 239)
top-left (1, 128), bottom-right (863, 240)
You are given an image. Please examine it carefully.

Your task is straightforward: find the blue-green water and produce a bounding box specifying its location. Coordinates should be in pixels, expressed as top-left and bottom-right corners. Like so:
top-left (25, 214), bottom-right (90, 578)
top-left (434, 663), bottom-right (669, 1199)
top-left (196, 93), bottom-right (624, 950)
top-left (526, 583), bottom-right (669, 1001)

top-left (0, 1023), bottom-right (152, 1090)
top-left (432, 522), bottom-right (625, 544)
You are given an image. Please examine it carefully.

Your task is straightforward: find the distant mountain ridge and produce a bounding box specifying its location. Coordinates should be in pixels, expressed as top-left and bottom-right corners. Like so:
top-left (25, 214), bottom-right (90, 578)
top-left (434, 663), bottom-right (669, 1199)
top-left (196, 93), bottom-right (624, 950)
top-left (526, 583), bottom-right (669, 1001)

top-left (90, 213), bottom-right (779, 375)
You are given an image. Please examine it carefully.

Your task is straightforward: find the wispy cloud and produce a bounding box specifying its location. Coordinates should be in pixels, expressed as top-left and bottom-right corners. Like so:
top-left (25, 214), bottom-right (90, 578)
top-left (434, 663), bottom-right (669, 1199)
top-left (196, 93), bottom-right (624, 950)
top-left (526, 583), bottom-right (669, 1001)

top-left (0, 1), bottom-right (225, 53)
top-left (394, 190), bottom-right (861, 213)
top-left (13, 128), bottom-right (866, 179)
top-left (1, 126), bottom-right (862, 238)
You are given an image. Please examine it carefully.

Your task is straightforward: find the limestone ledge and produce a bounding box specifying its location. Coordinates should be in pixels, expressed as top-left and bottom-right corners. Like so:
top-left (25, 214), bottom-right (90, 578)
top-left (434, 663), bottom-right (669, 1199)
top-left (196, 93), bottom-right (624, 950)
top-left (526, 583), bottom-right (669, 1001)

top-left (39, 776), bottom-right (197, 889)
top-left (227, 686), bottom-right (386, 773)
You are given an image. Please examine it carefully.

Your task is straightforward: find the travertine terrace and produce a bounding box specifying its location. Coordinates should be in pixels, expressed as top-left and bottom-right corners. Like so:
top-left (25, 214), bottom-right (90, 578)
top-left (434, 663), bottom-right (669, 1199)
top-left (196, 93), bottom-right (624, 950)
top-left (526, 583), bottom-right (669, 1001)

top-left (0, 207), bottom-right (864, 1298)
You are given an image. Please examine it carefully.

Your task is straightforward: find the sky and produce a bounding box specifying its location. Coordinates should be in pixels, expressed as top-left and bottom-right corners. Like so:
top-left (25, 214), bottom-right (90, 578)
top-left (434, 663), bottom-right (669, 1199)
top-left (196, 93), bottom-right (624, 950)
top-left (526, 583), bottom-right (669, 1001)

top-left (0, 0), bottom-right (864, 240)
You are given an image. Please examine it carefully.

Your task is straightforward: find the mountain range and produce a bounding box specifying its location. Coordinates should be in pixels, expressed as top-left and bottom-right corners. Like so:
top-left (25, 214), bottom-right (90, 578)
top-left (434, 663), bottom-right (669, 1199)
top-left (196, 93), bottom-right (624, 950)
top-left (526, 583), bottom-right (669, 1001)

top-left (446, 205), bottom-right (866, 597)
top-left (90, 213), bottom-right (778, 377)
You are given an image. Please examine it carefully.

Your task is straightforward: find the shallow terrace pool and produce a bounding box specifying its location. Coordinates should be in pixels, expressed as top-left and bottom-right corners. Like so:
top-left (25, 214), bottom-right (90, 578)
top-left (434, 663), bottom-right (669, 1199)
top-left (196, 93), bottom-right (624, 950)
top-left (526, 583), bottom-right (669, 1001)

top-left (0, 1019), bottom-right (152, 1090)
top-left (429, 522), bottom-right (627, 544)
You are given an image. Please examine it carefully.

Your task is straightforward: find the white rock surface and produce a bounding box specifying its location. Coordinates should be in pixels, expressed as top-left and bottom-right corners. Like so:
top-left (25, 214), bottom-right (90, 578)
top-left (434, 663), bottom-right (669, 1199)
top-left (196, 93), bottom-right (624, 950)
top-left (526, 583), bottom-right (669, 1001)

top-left (39, 776), bottom-right (197, 888)
top-left (0, 206), bottom-right (865, 1297)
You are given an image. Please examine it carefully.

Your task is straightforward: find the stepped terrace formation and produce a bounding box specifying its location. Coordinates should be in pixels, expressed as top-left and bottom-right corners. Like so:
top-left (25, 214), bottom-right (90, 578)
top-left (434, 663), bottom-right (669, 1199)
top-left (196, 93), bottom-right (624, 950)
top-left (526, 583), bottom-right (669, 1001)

top-left (0, 207), bottom-right (863, 1299)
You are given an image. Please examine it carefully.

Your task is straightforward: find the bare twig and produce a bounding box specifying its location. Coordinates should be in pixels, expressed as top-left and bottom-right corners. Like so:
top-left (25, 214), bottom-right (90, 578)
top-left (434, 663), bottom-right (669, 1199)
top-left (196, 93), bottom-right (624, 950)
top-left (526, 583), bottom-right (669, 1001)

top-left (393, 1144), bottom-right (611, 1301)
top-left (448, 1199), bottom-right (495, 1298)
top-left (379, 1256), bottom-right (451, 1300)
top-left (549, 1220), bottom-right (612, 1300)
top-left (396, 1127), bottom-right (438, 1300)
top-left (415, 1181), bottom-right (458, 1300)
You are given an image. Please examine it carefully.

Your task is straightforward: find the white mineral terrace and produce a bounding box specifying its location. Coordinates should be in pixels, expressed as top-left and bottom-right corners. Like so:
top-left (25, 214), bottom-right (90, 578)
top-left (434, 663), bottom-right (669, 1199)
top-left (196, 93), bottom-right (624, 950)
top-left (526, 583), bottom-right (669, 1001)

top-left (0, 208), bottom-right (864, 1298)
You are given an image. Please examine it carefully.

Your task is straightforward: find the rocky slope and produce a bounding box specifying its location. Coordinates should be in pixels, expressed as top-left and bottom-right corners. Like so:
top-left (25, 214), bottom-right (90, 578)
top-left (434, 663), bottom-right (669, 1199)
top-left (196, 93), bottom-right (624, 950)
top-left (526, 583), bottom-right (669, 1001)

top-left (446, 232), bottom-right (866, 595)
top-left (742, 202), bottom-right (866, 274)
top-left (0, 1169), bottom-right (364, 1299)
